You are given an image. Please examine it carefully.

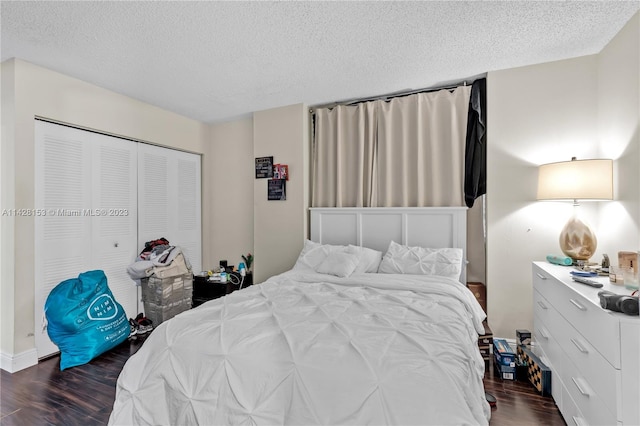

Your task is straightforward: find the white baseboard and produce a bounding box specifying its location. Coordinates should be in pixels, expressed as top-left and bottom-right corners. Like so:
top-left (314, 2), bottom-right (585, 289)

top-left (0, 349), bottom-right (38, 373)
top-left (501, 337), bottom-right (517, 348)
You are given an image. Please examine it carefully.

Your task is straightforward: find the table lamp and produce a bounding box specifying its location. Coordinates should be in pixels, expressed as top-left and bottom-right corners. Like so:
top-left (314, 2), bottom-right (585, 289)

top-left (537, 157), bottom-right (613, 262)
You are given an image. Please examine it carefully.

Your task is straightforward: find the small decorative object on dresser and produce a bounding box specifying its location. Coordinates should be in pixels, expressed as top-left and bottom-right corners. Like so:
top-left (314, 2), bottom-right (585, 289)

top-left (532, 261), bottom-right (639, 425)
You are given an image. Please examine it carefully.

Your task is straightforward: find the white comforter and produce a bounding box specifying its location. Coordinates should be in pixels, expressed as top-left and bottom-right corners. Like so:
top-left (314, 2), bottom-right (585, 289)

top-left (109, 271), bottom-right (490, 425)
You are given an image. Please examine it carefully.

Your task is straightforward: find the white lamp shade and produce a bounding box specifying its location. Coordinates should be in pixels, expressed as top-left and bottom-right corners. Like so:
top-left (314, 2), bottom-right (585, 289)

top-left (537, 159), bottom-right (613, 201)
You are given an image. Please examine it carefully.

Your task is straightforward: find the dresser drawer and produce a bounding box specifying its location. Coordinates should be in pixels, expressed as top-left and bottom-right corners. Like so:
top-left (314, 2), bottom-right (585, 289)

top-left (533, 265), bottom-right (620, 367)
top-left (533, 289), bottom-right (566, 407)
top-left (533, 290), bottom-right (563, 368)
top-left (533, 289), bottom-right (553, 326)
top-left (561, 384), bottom-right (587, 426)
top-left (559, 354), bottom-right (617, 426)
top-left (551, 297), bottom-right (620, 417)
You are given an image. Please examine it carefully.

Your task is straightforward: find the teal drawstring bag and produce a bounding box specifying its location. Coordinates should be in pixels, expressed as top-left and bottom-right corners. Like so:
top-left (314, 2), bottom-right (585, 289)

top-left (45, 270), bottom-right (129, 370)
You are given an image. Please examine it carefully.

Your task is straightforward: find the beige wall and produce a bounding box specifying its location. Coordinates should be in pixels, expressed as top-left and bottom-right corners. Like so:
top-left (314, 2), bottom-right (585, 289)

top-left (253, 104), bottom-right (309, 283)
top-left (1, 59), bottom-right (211, 368)
top-left (208, 117), bottom-right (255, 271)
top-left (487, 12), bottom-right (640, 339)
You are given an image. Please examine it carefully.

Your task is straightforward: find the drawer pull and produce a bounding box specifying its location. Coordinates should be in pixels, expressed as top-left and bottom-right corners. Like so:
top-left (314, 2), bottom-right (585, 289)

top-left (537, 300), bottom-right (548, 310)
top-left (570, 338), bottom-right (589, 354)
top-left (536, 273), bottom-right (547, 280)
top-left (572, 416), bottom-right (587, 426)
top-left (569, 298), bottom-right (586, 311)
top-left (571, 377), bottom-right (590, 397)
top-left (537, 328), bottom-right (549, 340)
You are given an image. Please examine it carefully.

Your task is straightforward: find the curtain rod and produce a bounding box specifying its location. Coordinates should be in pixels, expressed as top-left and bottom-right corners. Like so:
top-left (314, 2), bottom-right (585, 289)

top-left (309, 74), bottom-right (485, 113)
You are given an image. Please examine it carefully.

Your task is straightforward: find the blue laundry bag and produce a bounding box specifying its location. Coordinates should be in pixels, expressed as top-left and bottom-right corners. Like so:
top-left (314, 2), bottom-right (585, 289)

top-left (45, 270), bottom-right (129, 370)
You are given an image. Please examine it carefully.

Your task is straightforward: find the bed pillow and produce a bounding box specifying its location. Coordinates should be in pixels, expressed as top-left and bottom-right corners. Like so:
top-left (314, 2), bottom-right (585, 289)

top-left (349, 245), bottom-right (384, 273)
top-left (315, 251), bottom-right (360, 277)
top-left (292, 240), bottom-right (350, 271)
top-left (378, 241), bottom-right (463, 280)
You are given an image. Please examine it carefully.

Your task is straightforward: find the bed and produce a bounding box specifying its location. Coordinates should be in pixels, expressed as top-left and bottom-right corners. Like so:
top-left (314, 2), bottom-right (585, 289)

top-left (109, 207), bottom-right (490, 425)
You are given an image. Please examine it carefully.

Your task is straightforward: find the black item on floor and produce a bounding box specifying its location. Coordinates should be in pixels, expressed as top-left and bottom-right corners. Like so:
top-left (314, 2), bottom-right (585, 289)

top-left (485, 392), bottom-right (497, 407)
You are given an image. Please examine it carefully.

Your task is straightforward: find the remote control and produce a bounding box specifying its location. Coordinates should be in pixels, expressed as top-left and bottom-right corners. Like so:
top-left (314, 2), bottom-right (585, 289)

top-left (572, 277), bottom-right (604, 288)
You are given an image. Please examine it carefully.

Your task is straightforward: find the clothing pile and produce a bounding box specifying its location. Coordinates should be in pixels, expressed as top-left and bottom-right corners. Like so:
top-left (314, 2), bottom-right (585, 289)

top-left (126, 238), bottom-right (191, 285)
top-left (127, 238), bottom-right (193, 327)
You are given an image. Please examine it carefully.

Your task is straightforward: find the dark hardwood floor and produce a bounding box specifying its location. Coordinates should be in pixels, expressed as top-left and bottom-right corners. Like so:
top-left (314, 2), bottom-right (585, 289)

top-left (1, 336), bottom-right (565, 425)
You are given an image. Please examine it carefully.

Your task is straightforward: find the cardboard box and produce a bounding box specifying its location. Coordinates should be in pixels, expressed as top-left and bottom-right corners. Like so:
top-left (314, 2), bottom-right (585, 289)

top-left (495, 362), bottom-right (516, 380)
top-left (517, 345), bottom-right (552, 396)
top-left (516, 329), bottom-right (531, 346)
top-left (493, 338), bottom-right (516, 367)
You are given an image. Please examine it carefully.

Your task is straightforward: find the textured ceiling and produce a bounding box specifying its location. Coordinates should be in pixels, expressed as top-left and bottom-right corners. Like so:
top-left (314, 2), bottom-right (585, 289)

top-left (2, 1), bottom-right (639, 124)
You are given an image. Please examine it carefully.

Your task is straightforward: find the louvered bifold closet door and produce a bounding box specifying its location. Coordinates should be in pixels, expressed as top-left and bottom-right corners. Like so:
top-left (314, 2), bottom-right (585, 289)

top-left (89, 133), bottom-right (138, 322)
top-left (34, 121), bottom-right (138, 359)
top-left (137, 143), bottom-right (202, 273)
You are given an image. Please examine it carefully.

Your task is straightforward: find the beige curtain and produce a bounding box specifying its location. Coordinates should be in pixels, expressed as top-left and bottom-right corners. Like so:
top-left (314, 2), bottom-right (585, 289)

top-left (312, 103), bottom-right (377, 207)
top-left (312, 86), bottom-right (471, 207)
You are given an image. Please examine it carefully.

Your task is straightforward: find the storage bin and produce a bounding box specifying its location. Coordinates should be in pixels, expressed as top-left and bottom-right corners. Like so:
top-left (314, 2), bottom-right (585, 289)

top-left (143, 299), bottom-right (192, 327)
top-left (141, 273), bottom-right (193, 326)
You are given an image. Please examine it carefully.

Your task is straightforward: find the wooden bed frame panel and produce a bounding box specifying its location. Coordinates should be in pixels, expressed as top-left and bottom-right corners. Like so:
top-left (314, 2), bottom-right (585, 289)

top-left (309, 207), bottom-right (467, 283)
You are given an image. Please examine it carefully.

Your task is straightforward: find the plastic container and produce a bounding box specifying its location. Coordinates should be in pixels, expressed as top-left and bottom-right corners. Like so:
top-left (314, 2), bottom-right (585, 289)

top-left (622, 267), bottom-right (639, 290)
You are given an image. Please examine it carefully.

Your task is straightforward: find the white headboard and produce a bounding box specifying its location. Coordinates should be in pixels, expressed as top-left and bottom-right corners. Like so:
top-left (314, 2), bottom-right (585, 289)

top-left (310, 207), bottom-right (468, 283)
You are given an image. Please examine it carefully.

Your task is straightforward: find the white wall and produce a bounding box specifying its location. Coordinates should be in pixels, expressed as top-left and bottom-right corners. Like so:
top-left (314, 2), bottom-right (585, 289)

top-left (487, 12), bottom-right (640, 339)
top-left (597, 12), bottom-right (640, 254)
top-left (0, 59), bottom-right (17, 368)
top-left (253, 104), bottom-right (309, 283)
top-left (0, 59), bottom-right (211, 371)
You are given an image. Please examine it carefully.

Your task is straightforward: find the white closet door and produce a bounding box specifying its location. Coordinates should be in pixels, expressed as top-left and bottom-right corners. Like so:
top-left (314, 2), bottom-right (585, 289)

top-left (35, 122), bottom-right (93, 358)
top-left (34, 121), bottom-right (138, 359)
top-left (89, 133), bottom-right (139, 320)
top-left (137, 144), bottom-right (202, 273)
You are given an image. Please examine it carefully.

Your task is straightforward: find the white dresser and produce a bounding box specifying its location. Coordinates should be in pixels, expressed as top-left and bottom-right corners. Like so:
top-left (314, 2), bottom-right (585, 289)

top-left (532, 262), bottom-right (639, 426)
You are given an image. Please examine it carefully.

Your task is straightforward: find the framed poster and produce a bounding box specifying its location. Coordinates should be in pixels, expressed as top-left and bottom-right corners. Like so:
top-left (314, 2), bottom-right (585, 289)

top-left (255, 156), bottom-right (274, 179)
top-left (273, 164), bottom-right (289, 180)
top-left (268, 179), bottom-right (286, 200)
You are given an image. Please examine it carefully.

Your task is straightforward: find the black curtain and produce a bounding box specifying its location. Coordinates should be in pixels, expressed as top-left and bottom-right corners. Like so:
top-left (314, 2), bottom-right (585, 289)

top-left (464, 78), bottom-right (487, 208)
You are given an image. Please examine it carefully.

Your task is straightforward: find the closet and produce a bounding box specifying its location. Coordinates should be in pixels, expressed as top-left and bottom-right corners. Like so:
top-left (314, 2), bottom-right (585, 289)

top-left (34, 120), bottom-right (201, 358)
